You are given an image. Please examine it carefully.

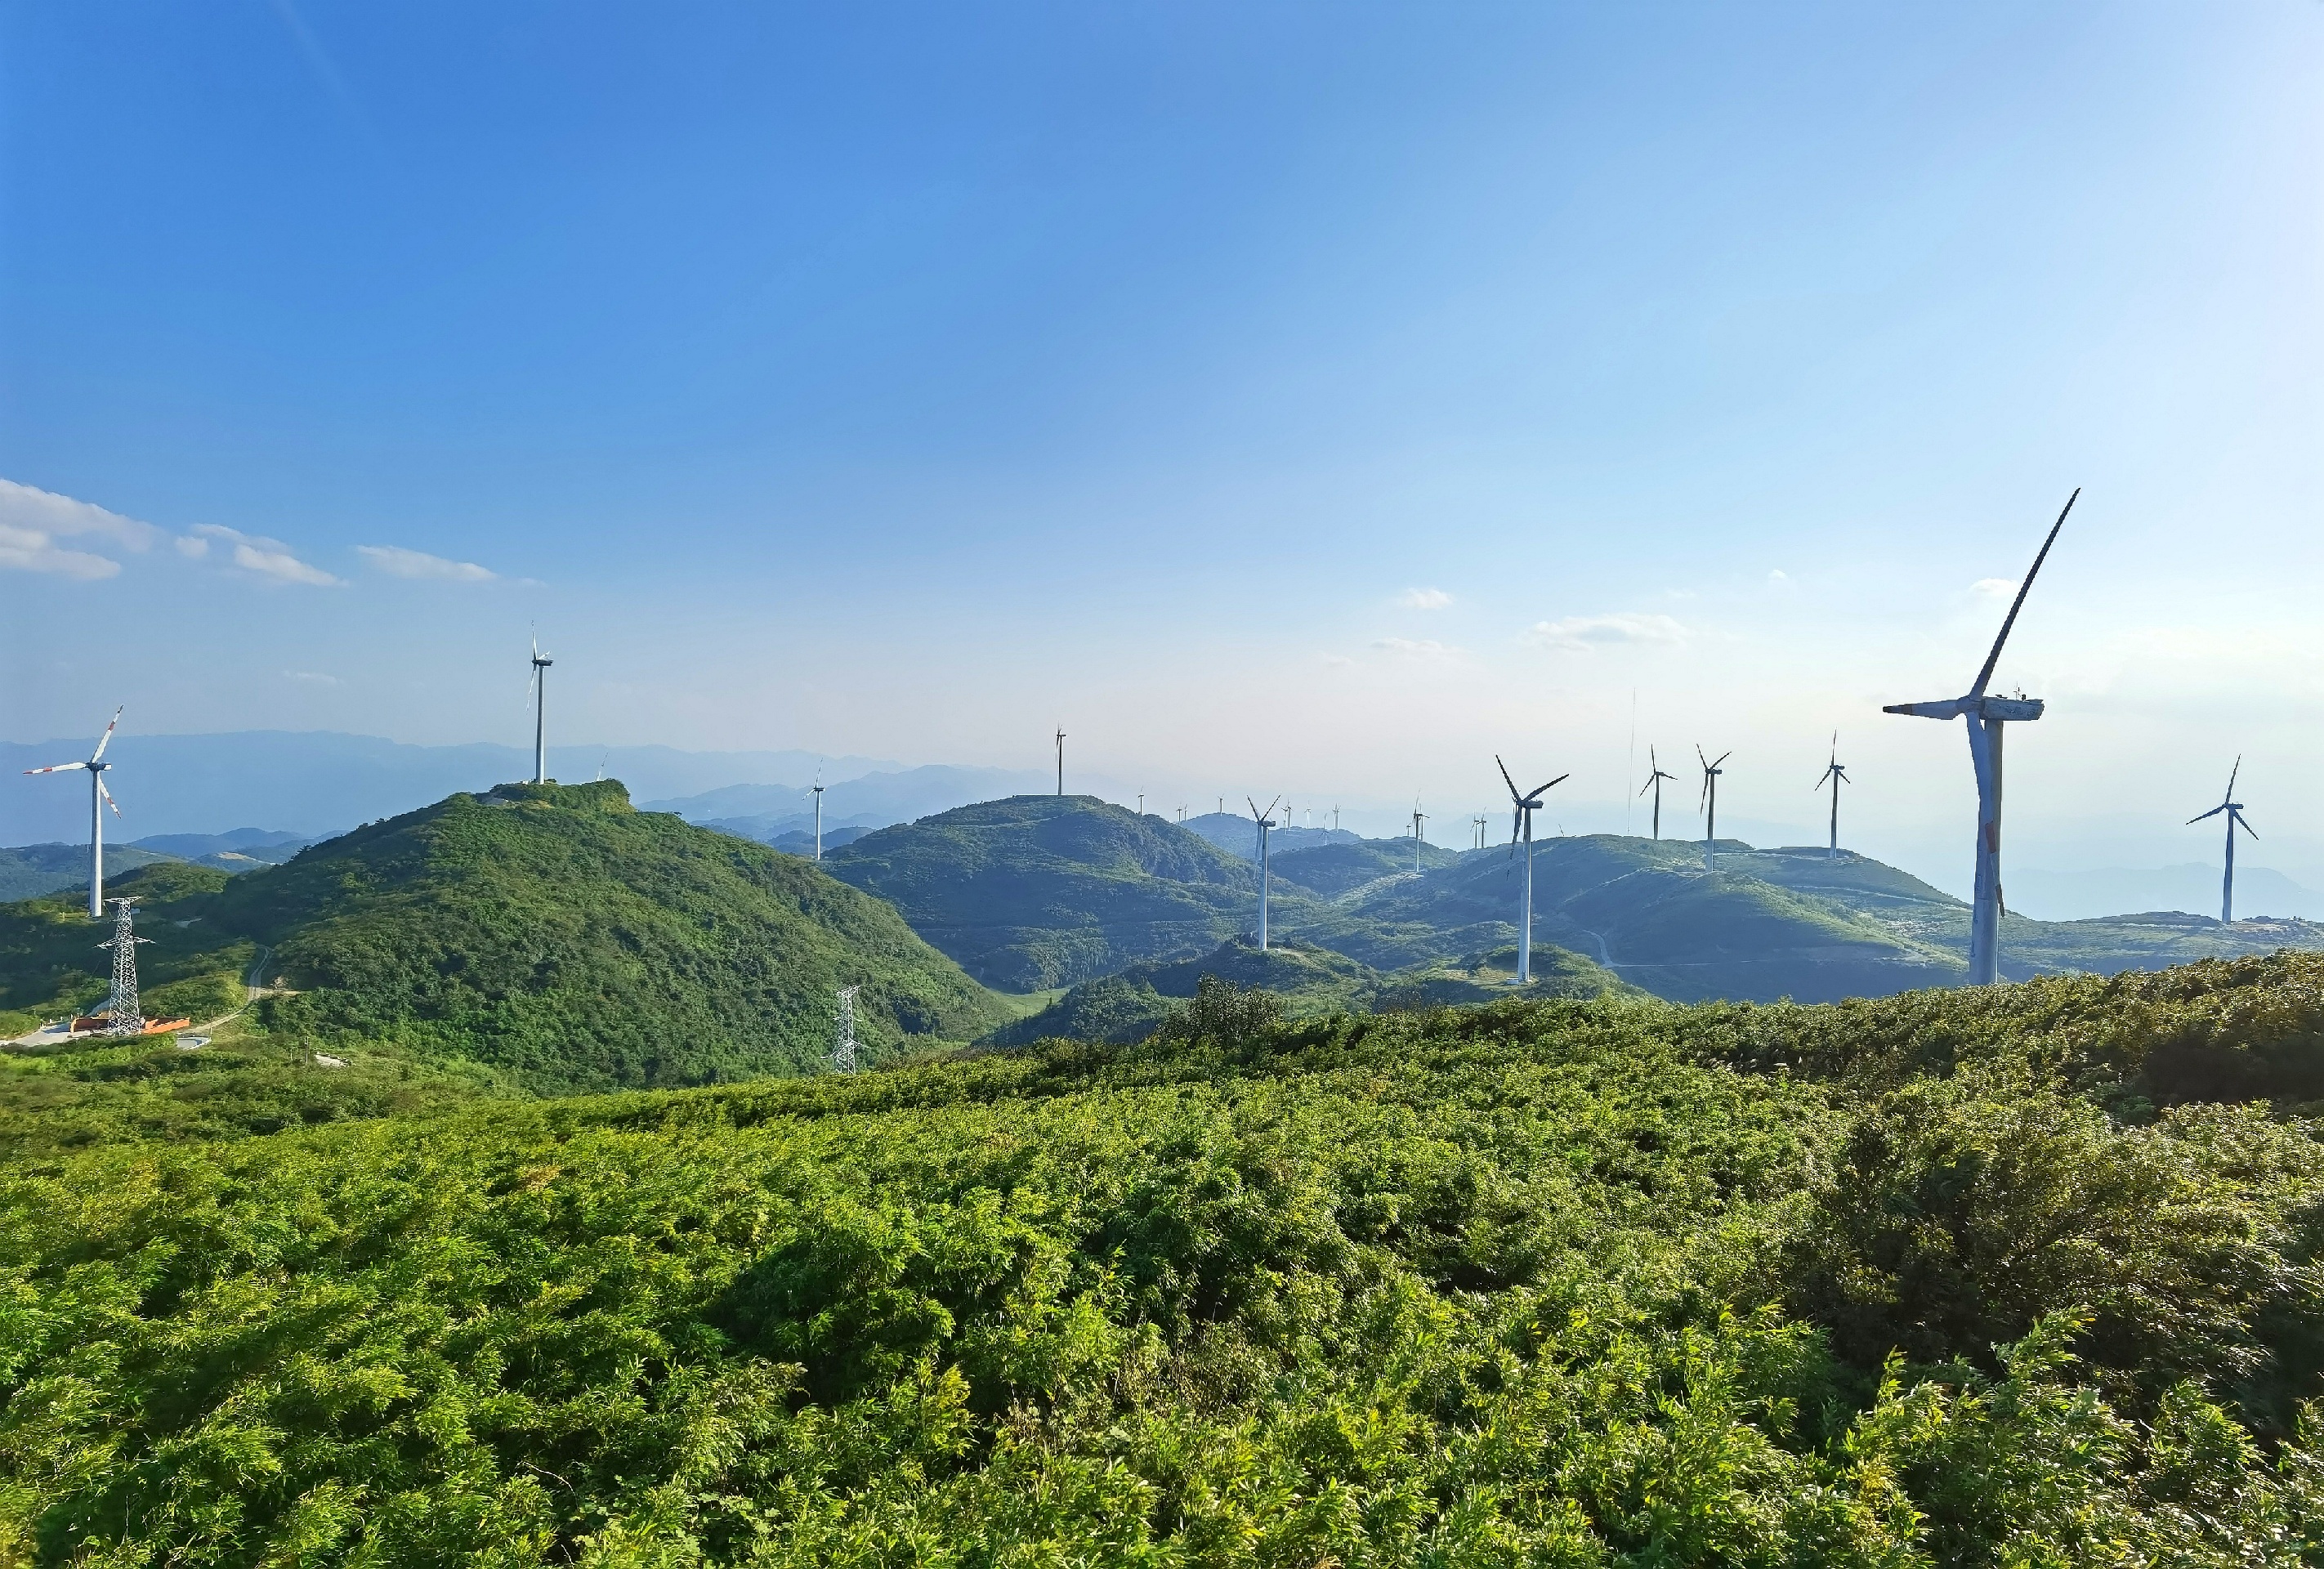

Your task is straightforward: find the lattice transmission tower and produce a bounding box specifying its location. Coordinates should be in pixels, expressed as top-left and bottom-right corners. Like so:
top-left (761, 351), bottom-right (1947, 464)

top-left (830, 986), bottom-right (860, 1073)
top-left (98, 897), bottom-right (150, 1036)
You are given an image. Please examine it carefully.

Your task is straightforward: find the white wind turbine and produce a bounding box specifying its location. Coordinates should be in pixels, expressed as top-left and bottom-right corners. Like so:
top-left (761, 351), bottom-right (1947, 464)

top-left (1496, 756), bottom-right (1568, 986)
top-left (1884, 490), bottom-right (2077, 986)
top-left (2187, 758), bottom-right (2257, 925)
top-left (527, 633), bottom-right (554, 784)
top-left (1814, 734), bottom-right (1851, 860)
top-left (1248, 796), bottom-right (1281, 949)
top-left (25, 707), bottom-right (124, 920)
top-left (1638, 746), bottom-right (1678, 841)
top-left (1696, 747), bottom-right (1731, 872)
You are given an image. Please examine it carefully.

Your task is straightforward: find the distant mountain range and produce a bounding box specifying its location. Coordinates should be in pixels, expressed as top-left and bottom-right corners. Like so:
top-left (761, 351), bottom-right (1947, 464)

top-left (1178, 811), bottom-right (1365, 859)
top-left (811, 796), bottom-right (2324, 1005)
top-left (1, 730), bottom-right (904, 843)
top-left (642, 764), bottom-right (1050, 841)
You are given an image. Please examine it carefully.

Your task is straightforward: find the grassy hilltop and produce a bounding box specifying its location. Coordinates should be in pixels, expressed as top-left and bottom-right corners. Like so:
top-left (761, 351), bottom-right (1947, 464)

top-left (8, 955), bottom-right (2324, 1562)
top-left (0, 781), bottom-right (1008, 1128)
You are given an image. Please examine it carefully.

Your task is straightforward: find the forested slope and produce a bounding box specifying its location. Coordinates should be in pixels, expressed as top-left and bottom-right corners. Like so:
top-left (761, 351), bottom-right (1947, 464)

top-left (0, 781), bottom-right (1008, 1098)
top-left (9, 954), bottom-right (2324, 1562)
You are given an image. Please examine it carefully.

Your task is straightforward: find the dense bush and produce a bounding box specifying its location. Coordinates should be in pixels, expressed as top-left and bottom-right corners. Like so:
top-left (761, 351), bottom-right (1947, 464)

top-left (7, 979), bottom-right (2324, 1563)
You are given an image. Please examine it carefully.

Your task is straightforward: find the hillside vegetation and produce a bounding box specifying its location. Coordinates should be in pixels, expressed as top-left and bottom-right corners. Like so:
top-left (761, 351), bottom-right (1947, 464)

top-left (0, 782), bottom-right (1008, 1104)
top-left (985, 933), bottom-right (1630, 1046)
top-left (7, 954), bottom-right (2324, 1562)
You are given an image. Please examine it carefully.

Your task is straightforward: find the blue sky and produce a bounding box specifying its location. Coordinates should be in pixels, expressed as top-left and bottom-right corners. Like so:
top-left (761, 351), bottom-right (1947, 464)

top-left (4, 2), bottom-right (2321, 888)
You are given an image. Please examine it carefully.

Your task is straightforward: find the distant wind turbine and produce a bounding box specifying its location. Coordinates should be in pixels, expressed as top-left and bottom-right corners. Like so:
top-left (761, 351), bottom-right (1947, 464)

top-left (2188, 758), bottom-right (2258, 924)
top-left (1410, 800), bottom-right (1427, 870)
top-left (1814, 734), bottom-right (1850, 860)
top-left (1473, 813), bottom-right (1488, 850)
top-left (1638, 746), bottom-right (1678, 840)
top-left (24, 706), bottom-right (123, 920)
top-left (1696, 748), bottom-right (1731, 873)
top-left (1248, 795), bottom-right (1282, 949)
top-left (527, 633), bottom-right (554, 784)
top-left (1884, 489), bottom-right (2077, 985)
top-left (1054, 728), bottom-right (1066, 796)
top-left (811, 771), bottom-right (826, 862)
top-left (1496, 756), bottom-right (1568, 986)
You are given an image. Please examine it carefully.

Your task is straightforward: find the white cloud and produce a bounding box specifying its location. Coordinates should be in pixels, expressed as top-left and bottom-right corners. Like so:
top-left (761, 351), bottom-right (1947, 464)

top-left (1398, 587), bottom-right (1452, 610)
top-left (0, 523), bottom-right (123, 580)
top-left (357, 543), bottom-right (497, 583)
top-left (1372, 637), bottom-right (1459, 659)
top-left (1530, 612), bottom-right (1690, 651)
top-left (190, 524), bottom-right (342, 587)
top-left (176, 535), bottom-right (209, 559)
top-left (0, 478), bottom-right (162, 579)
top-left (1768, 569), bottom-right (1790, 586)
top-left (283, 670), bottom-right (341, 686)
top-left (1973, 577), bottom-right (2018, 599)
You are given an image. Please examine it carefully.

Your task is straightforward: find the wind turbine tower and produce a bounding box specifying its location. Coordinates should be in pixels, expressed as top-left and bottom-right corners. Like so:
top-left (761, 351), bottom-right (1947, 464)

top-left (1815, 735), bottom-right (1851, 860)
top-left (2188, 758), bottom-right (2258, 924)
top-left (1410, 801), bottom-right (1427, 870)
top-left (811, 777), bottom-right (826, 862)
top-left (1473, 814), bottom-right (1488, 850)
top-left (25, 706), bottom-right (123, 920)
top-left (1696, 748), bottom-right (1731, 872)
top-left (98, 897), bottom-right (151, 1036)
top-left (528, 635), bottom-right (554, 784)
top-left (1638, 746), bottom-right (1678, 841)
top-left (1884, 490), bottom-right (2077, 986)
top-left (1054, 728), bottom-right (1066, 796)
top-left (1495, 756), bottom-right (1568, 986)
top-left (1248, 796), bottom-right (1281, 950)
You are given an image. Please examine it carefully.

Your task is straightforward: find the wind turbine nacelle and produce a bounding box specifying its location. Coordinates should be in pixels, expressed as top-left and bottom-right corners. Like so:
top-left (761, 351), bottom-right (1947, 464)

top-left (1883, 695), bottom-right (2045, 722)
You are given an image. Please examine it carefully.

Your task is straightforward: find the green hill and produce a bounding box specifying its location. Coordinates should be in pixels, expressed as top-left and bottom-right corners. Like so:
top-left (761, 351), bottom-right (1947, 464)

top-left (8, 954), bottom-right (2324, 1562)
top-left (818, 795), bottom-right (1584, 990)
top-left (1267, 836), bottom-right (1461, 896)
top-left (0, 841), bottom-right (182, 903)
top-left (1344, 835), bottom-right (2324, 1003)
top-left (985, 932), bottom-right (1631, 1046)
top-left (0, 781), bottom-right (1009, 1106)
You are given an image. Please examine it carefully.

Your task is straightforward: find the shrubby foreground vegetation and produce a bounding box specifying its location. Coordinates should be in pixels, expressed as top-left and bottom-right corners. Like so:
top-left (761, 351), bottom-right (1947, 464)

top-left (7, 955), bottom-right (2324, 1563)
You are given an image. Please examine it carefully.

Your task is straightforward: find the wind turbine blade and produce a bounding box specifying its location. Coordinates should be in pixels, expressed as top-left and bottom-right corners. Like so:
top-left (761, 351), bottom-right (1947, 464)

top-left (2226, 755), bottom-right (2241, 799)
top-left (1495, 754), bottom-right (1521, 803)
top-left (2237, 811), bottom-right (2259, 840)
top-left (98, 779), bottom-right (122, 817)
top-left (89, 707), bottom-right (122, 763)
top-left (1969, 488), bottom-right (2078, 699)
top-left (1638, 774), bottom-right (1656, 798)
top-left (1696, 744), bottom-right (1708, 769)
top-left (1528, 775), bottom-right (1568, 798)
top-left (2188, 805), bottom-right (2227, 824)
top-left (24, 762), bottom-right (89, 774)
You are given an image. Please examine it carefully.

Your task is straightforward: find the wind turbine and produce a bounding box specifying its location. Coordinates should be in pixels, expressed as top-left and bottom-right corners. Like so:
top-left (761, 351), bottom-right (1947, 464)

top-left (811, 771), bottom-right (826, 862)
top-left (1638, 746), bottom-right (1678, 840)
top-left (1410, 800), bottom-right (1427, 870)
top-left (1814, 734), bottom-right (1850, 860)
top-left (1496, 756), bottom-right (1568, 986)
top-left (2188, 758), bottom-right (2257, 924)
top-left (1473, 814), bottom-right (1488, 850)
top-left (527, 633), bottom-right (554, 784)
top-left (1696, 748), bottom-right (1730, 872)
top-left (1248, 796), bottom-right (1281, 949)
top-left (1884, 489), bottom-right (2077, 986)
top-left (25, 706), bottom-right (123, 920)
top-left (1054, 728), bottom-right (1066, 796)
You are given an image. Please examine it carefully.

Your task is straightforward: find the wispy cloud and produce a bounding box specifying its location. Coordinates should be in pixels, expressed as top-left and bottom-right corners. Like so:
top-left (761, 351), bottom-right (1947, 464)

top-left (357, 544), bottom-right (497, 583)
top-left (1372, 637), bottom-right (1460, 659)
top-left (188, 524), bottom-right (342, 587)
top-left (1531, 612), bottom-right (1689, 651)
top-left (1972, 577), bottom-right (2018, 599)
top-left (1398, 587), bottom-right (1452, 610)
top-left (283, 669), bottom-right (341, 686)
top-left (0, 478), bottom-right (162, 579)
